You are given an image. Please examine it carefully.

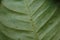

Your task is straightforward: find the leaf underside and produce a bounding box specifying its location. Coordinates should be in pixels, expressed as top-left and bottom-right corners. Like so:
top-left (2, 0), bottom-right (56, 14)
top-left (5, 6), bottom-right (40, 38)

top-left (0, 0), bottom-right (60, 40)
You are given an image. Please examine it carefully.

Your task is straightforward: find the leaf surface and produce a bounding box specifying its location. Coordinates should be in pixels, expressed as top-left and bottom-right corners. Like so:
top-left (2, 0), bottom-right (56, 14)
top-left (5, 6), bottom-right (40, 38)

top-left (0, 0), bottom-right (60, 40)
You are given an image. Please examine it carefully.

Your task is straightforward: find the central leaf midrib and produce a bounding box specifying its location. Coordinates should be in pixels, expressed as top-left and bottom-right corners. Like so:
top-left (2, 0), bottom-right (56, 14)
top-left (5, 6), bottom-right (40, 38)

top-left (23, 0), bottom-right (39, 40)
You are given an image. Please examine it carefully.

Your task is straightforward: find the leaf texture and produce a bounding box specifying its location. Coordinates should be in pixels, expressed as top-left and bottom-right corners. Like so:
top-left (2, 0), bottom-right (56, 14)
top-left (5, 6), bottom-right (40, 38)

top-left (0, 0), bottom-right (60, 40)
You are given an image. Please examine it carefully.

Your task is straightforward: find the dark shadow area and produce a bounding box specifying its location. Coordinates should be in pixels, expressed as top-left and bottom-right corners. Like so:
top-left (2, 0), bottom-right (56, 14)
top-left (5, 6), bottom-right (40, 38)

top-left (52, 0), bottom-right (60, 5)
top-left (0, 0), bottom-right (1, 4)
top-left (49, 0), bottom-right (60, 7)
top-left (0, 0), bottom-right (1, 3)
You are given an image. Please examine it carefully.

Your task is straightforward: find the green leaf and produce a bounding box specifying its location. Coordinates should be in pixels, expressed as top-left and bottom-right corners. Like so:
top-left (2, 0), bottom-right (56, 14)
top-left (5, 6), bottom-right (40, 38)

top-left (0, 0), bottom-right (60, 40)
